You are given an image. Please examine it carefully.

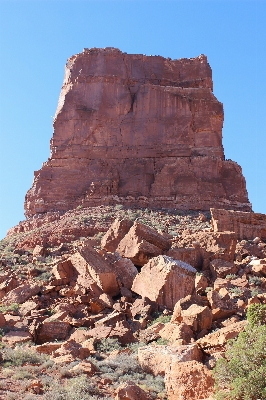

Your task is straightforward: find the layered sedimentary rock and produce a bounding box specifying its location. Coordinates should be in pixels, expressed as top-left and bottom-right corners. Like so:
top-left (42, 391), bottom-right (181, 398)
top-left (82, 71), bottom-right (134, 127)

top-left (25, 48), bottom-right (251, 216)
top-left (211, 208), bottom-right (266, 240)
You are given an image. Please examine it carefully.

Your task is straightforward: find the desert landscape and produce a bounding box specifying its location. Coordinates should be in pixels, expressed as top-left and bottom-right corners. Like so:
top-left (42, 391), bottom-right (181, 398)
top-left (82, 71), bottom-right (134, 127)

top-left (0, 49), bottom-right (265, 400)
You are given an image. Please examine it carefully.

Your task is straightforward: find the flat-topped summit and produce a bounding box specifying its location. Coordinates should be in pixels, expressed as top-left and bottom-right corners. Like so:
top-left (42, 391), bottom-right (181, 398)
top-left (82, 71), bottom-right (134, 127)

top-left (25, 48), bottom-right (251, 216)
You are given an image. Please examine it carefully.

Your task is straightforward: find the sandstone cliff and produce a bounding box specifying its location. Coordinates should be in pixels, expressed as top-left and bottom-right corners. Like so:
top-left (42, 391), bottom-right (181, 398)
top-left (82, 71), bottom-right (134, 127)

top-left (25, 48), bottom-right (251, 216)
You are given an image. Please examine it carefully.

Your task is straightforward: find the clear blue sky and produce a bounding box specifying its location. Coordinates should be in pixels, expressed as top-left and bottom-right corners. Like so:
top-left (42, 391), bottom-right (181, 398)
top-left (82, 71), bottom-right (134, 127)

top-left (0, 0), bottom-right (265, 239)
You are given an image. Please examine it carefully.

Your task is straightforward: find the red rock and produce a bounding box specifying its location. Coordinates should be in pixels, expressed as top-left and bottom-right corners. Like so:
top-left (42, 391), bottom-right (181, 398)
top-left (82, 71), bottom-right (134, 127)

top-left (2, 331), bottom-right (33, 346)
top-left (52, 259), bottom-right (76, 280)
top-left (0, 312), bottom-right (6, 327)
top-left (166, 247), bottom-right (202, 269)
top-left (35, 342), bottom-right (62, 355)
top-left (0, 277), bottom-right (19, 299)
top-left (159, 322), bottom-right (194, 345)
top-left (27, 380), bottom-right (44, 395)
top-left (132, 255), bottom-right (196, 310)
top-left (24, 49), bottom-right (250, 217)
top-left (3, 282), bottom-right (41, 304)
top-left (69, 360), bottom-right (99, 376)
top-left (115, 381), bottom-right (152, 400)
top-left (36, 320), bottom-right (71, 344)
top-left (103, 252), bottom-right (138, 289)
top-left (117, 221), bottom-right (171, 266)
top-left (171, 295), bottom-right (212, 333)
top-left (207, 289), bottom-right (236, 320)
top-left (138, 343), bottom-right (202, 376)
top-left (211, 208), bottom-right (266, 240)
top-left (197, 320), bottom-right (247, 353)
top-left (101, 218), bottom-right (133, 252)
top-left (53, 339), bottom-right (91, 360)
top-left (177, 230), bottom-right (237, 266)
top-left (19, 300), bottom-right (39, 316)
top-left (195, 273), bottom-right (208, 295)
top-left (210, 258), bottom-right (238, 280)
top-left (165, 360), bottom-right (214, 400)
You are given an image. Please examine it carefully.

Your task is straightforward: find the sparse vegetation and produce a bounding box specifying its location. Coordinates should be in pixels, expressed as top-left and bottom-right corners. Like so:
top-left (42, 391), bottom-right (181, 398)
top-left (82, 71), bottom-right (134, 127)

top-left (214, 304), bottom-right (266, 400)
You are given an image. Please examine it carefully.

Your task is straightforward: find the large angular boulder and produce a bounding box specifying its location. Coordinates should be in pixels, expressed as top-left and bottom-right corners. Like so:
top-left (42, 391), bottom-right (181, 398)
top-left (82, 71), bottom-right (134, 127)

top-left (116, 222), bottom-right (171, 266)
top-left (115, 381), bottom-right (152, 400)
top-left (165, 360), bottom-right (214, 400)
top-left (102, 252), bottom-right (138, 289)
top-left (3, 282), bottom-right (41, 304)
top-left (132, 256), bottom-right (196, 310)
top-left (207, 289), bottom-right (236, 320)
top-left (171, 295), bottom-right (212, 333)
top-left (36, 320), bottom-right (71, 344)
top-left (69, 244), bottom-right (119, 296)
top-left (101, 218), bottom-right (133, 252)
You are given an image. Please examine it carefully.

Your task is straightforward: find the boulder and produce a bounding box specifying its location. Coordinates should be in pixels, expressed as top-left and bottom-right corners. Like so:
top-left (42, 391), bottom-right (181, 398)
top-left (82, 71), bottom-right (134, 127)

top-left (197, 320), bottom-right (247, 353)
top-left (52, 259), bottom-right (76, 280)
top-left (117, 222), bottom-right (171, 266)
top-left (101, 219), bottom-right (133, 252)
top-left (207, 289), bottom-right (236, 320)
top-left (0, 277), bottom-right (19, 299)
top-left (70, 244), bottom-right (119, 296)
top-left (2, 331), bottom-right (33, 346)
top-left (165, 360), bottom-right (214, 400)
top-left (132, 255), bottom-right (196, 310)
top-left (159, 322), bottom-right (194, 345)
top-left (103, 252), bottom-right (138, 289)
top-left (210, 258), bottom-right (238, 280)
top-left (36, 320), bottom-right (71, 344)
top-left (115, 381), bottom-right (152, 400)
top-left (138, 343), bottom-right (202, 376)
top-left (3, 282), bottom-right (41, 304)
top-left (171, 295), bottom-right (212, 333)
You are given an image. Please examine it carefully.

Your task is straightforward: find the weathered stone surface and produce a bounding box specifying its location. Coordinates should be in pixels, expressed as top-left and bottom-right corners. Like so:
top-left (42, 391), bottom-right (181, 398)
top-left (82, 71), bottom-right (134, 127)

top-left (210, 258), bottom-right (238, 280)
top-left (159, 322), bottom-right (194, 345)
top-left (211, 208), bottom-right (266, 240)
top-left (171, 295), bottom-right (212, 333)
top-left (197, 320), bottom-right (247, 353)
top-left (132, 256), bottom-right (196, 310)
top-left (207, 289), bottom-right (236, 320)
top-left (2, 331), bottom-right (33, 346)
top-left (115, 381), bottom-right (152, 400)
top-left (117, 221), bottom-right (171, 266)
top-left (103, 252), bottom-right (138, 289)
top-left (25, 48), bottom-right (250, 217)
top-left (165, 360), bottom-right (214, 400)
top-left (177, 230), bottom-right (237, 266)
top-left (101, 218), bottom-right (133, 252)
top-left (36, 320), bottom-right (71, 344)
top-left (3, 283), bottom-right (41, 304)
top-left (138, 343), bottom-right (202, 376)
top-left (0, 312), bottom-right (6, 328)
top-left (0, 277), bottom-right (19, 299)
top-left (69, 244), bottom-right (119, 296)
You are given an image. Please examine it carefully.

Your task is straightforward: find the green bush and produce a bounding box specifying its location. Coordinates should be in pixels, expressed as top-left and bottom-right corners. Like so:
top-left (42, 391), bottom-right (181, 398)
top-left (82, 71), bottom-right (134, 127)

top-left (213, 304), bottom-right (266, 400)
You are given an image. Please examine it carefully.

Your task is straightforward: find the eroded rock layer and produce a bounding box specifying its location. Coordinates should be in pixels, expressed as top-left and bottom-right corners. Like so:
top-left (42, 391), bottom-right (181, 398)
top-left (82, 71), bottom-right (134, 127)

top-left (25, 48), bottom-right (251, 216)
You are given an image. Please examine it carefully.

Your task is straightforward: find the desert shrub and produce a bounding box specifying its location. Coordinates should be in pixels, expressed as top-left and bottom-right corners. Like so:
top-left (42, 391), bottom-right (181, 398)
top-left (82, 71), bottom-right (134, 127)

top-left (13, 368), bottom-right (34, 380)
top-left (2, 346), bottom-right (48, 366)
top-left (250, 287), bottom-right (261, 297)
top-left (44, 375), bottom-right (100, 400)
top-left (149, 311), bottom-right (171, 326)
top-left (213, 304), bottom-right (266, 399)
top-left (96, 337), bottom-right (122, 353)
top-left (246, 303), bottom-right (266, 326)
top-left (225, 274), bottom-right (237, 280)
top-left (0, 303), bottom-right (19, 313)
top-left (248, 276), bottom-right (262, 286)
top-left (228, 287), bottom-right (244, 297)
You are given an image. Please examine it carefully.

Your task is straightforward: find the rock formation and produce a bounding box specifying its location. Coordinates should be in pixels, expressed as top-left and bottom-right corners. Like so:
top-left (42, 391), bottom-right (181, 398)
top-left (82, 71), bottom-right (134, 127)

top-left (25, 48), bottom-right (251, 216)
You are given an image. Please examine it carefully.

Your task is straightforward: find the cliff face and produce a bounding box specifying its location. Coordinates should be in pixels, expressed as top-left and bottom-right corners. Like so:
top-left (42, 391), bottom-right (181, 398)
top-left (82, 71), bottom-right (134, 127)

top-left (25, 48), bottom-right (251, 216)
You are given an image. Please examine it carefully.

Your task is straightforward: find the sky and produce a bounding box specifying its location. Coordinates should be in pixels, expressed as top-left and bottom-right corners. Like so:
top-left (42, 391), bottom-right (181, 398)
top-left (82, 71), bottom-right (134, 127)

top-left (0, 0), bottom-right (265, 240)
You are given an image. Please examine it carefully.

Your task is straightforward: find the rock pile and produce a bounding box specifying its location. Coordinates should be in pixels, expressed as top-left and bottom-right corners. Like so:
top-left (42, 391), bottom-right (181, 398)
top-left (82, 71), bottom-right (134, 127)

top-left (1, 207), bottom-right (266, 398)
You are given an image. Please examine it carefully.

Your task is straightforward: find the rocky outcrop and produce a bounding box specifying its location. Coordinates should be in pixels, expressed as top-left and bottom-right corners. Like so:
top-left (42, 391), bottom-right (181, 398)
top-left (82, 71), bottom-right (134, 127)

top-left (25, 48), bottom-right (250, 216)
top-left (211, 208), bottom-right (266, 240)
